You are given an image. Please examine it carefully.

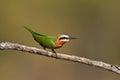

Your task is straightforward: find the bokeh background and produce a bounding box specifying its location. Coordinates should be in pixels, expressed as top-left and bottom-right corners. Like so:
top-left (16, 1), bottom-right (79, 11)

top-left (0, 0), bottom-right (120, 80)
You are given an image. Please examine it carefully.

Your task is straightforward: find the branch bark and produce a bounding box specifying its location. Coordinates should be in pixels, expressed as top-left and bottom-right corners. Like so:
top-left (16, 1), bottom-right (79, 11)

top-left (0, 42), bottom-right (120, 74)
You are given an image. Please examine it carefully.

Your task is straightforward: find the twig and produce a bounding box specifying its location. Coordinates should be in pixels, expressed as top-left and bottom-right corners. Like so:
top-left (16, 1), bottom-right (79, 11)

top-left (0, 42), bottom-right (120, 74)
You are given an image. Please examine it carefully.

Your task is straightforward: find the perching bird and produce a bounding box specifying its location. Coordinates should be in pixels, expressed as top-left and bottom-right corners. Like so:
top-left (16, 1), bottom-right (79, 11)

top-left (24, 26), bottom-right (77, 55)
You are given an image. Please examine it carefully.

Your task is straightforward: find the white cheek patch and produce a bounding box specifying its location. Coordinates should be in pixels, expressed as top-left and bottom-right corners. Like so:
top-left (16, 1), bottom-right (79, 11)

top-left (60, 35), bottom-right (69, 38)
top-left (60, 39), bottom-right (70, 42)
top-left (59, 35), bottom-right (70, 42)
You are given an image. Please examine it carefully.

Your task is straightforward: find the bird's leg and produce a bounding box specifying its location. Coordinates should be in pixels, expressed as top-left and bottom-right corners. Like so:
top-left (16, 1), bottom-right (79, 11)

top-left (39, 43), bottom-right (46, 50)
top-left (43, 47), bottom-right (46, 50)
top-left (52, 49), bottom-right (56, 53)
top-left (43, 47), bottom-right (49, 53)
top-left (51, 49), bottom-right (58, 58)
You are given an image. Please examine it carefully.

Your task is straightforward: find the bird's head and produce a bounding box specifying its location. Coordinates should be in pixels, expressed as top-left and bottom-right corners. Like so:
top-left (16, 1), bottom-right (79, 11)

top-left (56, 34), bottom-right (77, 46)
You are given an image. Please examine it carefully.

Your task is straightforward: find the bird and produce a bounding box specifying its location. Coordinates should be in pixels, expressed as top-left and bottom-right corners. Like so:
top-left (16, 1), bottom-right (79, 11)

top-left (24, 26), bottom-right (77, 56)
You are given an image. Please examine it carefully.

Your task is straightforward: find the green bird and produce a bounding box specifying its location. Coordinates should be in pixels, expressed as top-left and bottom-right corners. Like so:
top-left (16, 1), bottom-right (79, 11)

top-left (24, 26), bottom-right (77, 54)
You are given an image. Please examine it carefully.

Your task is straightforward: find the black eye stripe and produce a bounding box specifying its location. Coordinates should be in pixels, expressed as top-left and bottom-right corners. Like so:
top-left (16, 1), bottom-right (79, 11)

top-left (59, 37), bottom-right (69, 40)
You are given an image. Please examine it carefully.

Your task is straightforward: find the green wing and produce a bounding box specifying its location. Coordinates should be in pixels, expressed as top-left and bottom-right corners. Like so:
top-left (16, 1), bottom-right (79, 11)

top-left (24, 26), bottom-right (56, 48)
top-left (33, 33), bottom-right (56, 48)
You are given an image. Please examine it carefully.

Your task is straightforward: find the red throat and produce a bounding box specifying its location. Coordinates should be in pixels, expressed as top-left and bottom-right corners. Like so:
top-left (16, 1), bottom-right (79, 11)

top-left (56, 36), bottom-right (67, 46)
top-left (59, 41), bottom-right (67, 45)
top-left (56, 39), bottom-right (67, 46)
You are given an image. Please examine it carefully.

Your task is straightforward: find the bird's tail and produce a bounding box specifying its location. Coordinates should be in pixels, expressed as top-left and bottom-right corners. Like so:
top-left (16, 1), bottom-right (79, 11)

top-left (24, 26), bottom-right (34, 34)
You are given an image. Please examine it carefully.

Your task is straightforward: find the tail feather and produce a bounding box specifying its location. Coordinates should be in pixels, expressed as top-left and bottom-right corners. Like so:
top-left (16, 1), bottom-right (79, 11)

top-left (24, 26), bottom-right (34, 34)
top-left (24, 26), bottom-right (47, 37)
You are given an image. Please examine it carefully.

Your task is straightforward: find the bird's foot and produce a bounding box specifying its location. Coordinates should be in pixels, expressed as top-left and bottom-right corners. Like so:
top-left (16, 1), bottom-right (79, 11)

top-left (52, 49), bottom-right (58, 59)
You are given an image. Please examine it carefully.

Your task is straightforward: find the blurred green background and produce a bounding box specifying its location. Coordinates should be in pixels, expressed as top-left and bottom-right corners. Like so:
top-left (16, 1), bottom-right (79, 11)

top-left (0, 0), bottom-right (120, 80)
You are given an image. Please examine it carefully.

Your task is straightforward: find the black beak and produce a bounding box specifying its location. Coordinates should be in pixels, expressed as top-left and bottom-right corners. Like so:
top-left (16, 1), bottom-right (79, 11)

top-left (69, 37), bottom-right (78, 40)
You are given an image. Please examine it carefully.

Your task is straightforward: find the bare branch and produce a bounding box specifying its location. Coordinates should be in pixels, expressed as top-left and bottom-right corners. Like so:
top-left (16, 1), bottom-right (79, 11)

top-left (0, 42), bottom-right (120, 74)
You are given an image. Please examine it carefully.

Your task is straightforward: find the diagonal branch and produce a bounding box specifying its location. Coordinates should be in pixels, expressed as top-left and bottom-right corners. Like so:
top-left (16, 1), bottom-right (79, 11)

top-left (0, 42), bottom-right (120, 74)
